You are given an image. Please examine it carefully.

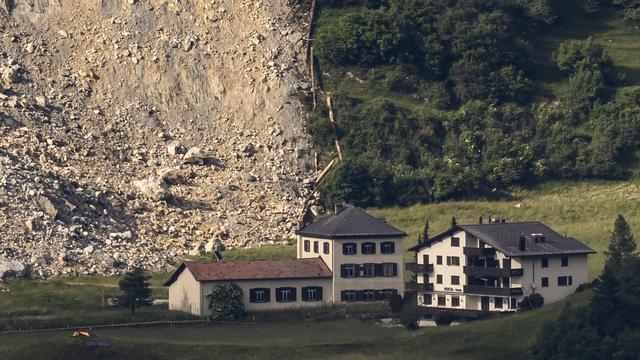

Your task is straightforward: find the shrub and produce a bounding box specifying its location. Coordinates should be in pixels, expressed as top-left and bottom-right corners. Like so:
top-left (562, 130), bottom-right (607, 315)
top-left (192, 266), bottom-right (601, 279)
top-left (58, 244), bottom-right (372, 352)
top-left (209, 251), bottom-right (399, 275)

top-left (207, 283), bottom-right (245, 320)
top-left (434, 311), bottom-right (456, 326)
top-left (555, 37), bottom-right (612, 76)
top-left (518, 293), bottom-right (544, 311)
top-left (388, 293), bottom-right (404, 315)
top-left (399, 295), bottom-right (419, 330)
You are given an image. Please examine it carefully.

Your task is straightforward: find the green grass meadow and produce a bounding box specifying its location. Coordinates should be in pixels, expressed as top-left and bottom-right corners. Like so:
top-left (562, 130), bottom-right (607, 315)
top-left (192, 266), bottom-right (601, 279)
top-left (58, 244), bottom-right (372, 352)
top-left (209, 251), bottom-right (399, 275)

top-left (0, 290), bottom-right (592, 360)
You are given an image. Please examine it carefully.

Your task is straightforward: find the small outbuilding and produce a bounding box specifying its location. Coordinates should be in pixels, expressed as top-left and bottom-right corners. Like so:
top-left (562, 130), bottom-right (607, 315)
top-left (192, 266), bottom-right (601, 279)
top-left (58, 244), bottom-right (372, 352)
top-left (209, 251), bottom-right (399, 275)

top-left (164, 258), bottom-right (333, 316)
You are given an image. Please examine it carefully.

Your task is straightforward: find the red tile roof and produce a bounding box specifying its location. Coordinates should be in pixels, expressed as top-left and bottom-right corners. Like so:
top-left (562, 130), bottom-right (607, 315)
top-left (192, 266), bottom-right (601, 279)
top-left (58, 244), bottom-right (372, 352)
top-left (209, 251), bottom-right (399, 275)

top-left (164, 258), bottom-right (332, 286)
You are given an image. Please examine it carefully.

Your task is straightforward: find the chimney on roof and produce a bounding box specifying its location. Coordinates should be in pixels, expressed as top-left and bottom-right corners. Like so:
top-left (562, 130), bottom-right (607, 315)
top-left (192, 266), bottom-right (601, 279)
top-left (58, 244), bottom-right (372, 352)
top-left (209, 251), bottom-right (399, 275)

top-left (335, 203), bottom-right (345, 215)
top-left (519, 234), bottom-right (526, 251)
top-left (479, 216), bottom-right (483, 224)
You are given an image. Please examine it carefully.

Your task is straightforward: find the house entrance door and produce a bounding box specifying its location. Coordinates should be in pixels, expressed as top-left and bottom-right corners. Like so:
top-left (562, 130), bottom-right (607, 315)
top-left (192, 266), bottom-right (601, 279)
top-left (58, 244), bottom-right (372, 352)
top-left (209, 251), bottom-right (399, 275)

top-left (481, 296), bottom-right (490, 311)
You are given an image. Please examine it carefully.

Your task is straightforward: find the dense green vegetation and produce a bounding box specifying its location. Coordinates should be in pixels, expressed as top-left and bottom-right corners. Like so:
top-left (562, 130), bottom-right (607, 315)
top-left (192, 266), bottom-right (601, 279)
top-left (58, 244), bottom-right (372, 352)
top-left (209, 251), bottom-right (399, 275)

top-left (530, 215), bottom-right (640, 359)
top-left (310, 0), bottom-right (640, 207)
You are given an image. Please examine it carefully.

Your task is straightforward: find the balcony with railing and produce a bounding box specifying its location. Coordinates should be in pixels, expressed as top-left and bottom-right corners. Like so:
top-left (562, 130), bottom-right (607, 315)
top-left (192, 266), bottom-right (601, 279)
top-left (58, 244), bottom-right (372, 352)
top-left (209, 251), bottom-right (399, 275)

top-left (464, 285), bottom-right (524, 296)
top-left (463, 247), bottom-right (497, 257)
top-left (510, 268), bottom-right (524, 277)
top-left (463, 266), bottom-right (510, 278)
top-left (405, 282), bottom-right (434, 292)
top-left (405, 263), bottom-right (434, 273)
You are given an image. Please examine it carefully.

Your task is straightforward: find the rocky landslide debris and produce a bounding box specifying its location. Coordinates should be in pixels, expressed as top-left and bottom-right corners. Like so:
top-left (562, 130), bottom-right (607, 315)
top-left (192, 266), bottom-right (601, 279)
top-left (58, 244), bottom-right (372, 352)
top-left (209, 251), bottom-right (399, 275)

top-left (0, 0), bottom-right (317, 278)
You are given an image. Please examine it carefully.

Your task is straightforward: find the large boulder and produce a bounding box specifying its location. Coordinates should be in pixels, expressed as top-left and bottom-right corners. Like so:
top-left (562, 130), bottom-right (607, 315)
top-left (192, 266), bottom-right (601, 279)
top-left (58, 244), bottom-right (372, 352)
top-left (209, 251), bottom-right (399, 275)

top-left (0, 256), bottom-right (26, 279)
top-left (134, 176), bottom-right (171, 201)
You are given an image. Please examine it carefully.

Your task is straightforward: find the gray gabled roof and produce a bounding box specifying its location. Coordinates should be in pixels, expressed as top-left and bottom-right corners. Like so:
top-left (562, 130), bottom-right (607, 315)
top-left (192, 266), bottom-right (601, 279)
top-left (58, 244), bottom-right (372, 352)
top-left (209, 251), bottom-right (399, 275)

top-left (295, 207), bottom-right (406, 239)
top-left (410, 221), bottom-right (595, 257)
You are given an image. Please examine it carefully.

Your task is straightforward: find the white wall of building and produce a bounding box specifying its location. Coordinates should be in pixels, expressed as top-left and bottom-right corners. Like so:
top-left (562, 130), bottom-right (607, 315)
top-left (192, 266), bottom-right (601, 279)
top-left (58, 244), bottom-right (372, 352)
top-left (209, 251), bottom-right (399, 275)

top-left (512, 254), bottom-right (589, 303)
top-left (168, 267), bottom-right (203, 316)
top-left (417, 230), bottom-right (467, 297)
top-left (199, 278), bottom-right (333, 314)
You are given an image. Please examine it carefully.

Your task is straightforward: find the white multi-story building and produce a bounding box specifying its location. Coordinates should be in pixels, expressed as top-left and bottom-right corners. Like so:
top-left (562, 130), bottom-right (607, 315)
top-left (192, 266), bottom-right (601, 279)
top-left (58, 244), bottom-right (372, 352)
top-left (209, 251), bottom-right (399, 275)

top-left (408, 219), bottom-right (594, 313)
top-left (166, 205), bottom-right (406, 315)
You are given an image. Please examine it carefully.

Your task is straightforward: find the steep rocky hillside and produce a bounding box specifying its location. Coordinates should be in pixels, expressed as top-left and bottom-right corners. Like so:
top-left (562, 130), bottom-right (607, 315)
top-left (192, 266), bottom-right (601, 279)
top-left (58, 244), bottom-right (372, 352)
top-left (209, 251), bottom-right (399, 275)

top-left (0, 0), bottom-right (314, 277)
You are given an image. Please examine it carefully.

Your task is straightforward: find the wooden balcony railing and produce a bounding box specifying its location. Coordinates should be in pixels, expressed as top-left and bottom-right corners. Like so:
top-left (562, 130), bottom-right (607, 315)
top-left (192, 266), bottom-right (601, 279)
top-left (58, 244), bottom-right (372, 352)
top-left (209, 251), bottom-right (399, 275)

top-left (405, 282), bottom-right (434, 292)
top-left (464, 285), bottom-right (524, 296)
top-left (463, 266), bottom-right (510, 278)
top-left (463, 247), bottom-right (497, 257)
top-left (405, 263), bottom-right (434, 273)
top-left (510, 268), bottom-right (524, 277)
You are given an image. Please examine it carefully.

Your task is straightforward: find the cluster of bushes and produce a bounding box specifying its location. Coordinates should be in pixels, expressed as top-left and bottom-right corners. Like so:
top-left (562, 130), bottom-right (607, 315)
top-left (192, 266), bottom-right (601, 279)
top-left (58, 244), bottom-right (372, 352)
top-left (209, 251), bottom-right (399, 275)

top-left (310, 0), bottom-right (640, 207)
top-left (530, 215), bottom-right (640, 359)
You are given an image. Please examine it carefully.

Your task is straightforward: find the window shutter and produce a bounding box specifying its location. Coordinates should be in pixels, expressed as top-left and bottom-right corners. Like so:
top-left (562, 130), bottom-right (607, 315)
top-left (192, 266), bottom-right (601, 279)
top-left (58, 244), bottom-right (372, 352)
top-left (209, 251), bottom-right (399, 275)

top-left (340, 291), bottom-right (346, 301)
top-left (249, 289), bottom-right (256, 303)
top-left (290, 287), bottom-right (297, 301)
top-left (275, 288), bottom-right (282, 302)
top-left (447, 256), bottom-right (451, 265)
top-left (264, 288), bottom-right (271, 302)
top-left (301, 287), bottom-right (309, 301)
top-left (340, 264), bottom-right (346, 278)
top-left (374, 264), bottom-right (383, 277)
top-left (389, 242), bottom-right (395, 253)
top-left (316, 287), bottom-right (323, 301)
top-left (392, 263), bottom-right (398, 276)
top-left (371, 243), bottom-right (376, 254)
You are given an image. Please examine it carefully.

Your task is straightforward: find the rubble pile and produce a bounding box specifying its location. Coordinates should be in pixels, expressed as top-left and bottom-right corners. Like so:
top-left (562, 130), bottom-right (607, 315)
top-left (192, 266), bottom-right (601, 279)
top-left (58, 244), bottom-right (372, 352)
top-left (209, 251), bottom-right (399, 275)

top-left (0, 0), bottom-right (315, 277)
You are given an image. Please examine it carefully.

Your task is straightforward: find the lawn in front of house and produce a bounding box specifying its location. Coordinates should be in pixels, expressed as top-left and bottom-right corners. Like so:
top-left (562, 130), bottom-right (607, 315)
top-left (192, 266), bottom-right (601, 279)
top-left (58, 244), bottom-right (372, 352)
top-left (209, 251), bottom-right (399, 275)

top-left (0, 290), bottom-right (592, 360)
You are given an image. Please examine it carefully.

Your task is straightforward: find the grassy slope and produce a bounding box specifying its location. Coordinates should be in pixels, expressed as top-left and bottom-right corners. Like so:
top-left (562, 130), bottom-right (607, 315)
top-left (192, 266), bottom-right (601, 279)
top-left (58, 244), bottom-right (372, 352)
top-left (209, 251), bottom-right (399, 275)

top-left (0, 290), bottom-right (592, 360)
top-left (371, 180), bottom-right (640, 278)
top-left (532, 3), bottom-right (640, 96)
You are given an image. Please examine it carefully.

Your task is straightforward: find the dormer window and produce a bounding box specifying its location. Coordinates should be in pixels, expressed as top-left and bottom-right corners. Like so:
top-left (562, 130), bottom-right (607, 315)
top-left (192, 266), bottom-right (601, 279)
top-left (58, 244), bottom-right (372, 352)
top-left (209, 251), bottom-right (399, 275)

top-left (343, 243), bottom-right (357, 255)
top-left (362, 242), bottom-right (376, 255)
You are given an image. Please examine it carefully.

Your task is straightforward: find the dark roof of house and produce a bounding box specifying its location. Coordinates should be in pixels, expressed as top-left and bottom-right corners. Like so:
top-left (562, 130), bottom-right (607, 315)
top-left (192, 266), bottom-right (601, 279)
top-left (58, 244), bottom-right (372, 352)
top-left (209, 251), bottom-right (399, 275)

top-left (163, 258), bottom-right (332, 286)
top-left (295, 207), bottom-right (406, 239)
top-left (409, 221), bottom-right (595, 257)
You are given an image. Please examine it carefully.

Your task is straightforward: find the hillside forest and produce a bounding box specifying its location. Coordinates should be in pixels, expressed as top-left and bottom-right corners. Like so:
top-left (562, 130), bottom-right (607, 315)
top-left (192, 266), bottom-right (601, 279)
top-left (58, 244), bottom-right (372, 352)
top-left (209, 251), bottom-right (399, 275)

top-left (308, 0), bottom-right (640, 207)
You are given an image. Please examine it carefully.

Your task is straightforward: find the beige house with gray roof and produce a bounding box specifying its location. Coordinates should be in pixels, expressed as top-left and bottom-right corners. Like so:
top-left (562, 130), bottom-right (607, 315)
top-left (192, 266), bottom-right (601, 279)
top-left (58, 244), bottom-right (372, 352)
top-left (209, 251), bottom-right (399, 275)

top-left (407, 219), bottom-right (595, 313)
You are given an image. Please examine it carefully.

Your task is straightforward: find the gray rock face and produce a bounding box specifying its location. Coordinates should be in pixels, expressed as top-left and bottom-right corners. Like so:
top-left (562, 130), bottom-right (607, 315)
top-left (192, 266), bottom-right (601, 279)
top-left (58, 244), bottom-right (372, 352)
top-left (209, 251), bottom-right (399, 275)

top-left (0, 256), bottom-right (26, 279)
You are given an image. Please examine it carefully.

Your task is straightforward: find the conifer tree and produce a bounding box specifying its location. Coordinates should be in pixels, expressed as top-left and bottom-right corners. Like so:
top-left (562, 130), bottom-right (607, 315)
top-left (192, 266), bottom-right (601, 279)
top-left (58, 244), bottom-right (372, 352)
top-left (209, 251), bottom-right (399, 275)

top-left (606, 215), bottom-right (637, 270)
top-left (422, 220), bottom-right (430, 243)
top-left (117, 267), bottom-right (153, 315)
top-left (589, 263), bottom-right (624, 336)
